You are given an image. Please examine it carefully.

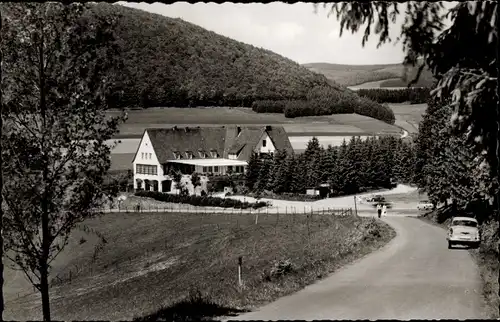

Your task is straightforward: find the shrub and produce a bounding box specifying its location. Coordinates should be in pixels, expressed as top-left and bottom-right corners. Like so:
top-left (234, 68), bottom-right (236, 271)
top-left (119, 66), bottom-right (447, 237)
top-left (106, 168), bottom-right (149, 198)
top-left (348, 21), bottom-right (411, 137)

top-left (357, 88), bottom-right (431, 104)
top-left (263, 259), bottom-right (295, 281)
top-left (134, 190), bottom-right (267, 209)
top-left (251, 100), bottom-right (288, 113)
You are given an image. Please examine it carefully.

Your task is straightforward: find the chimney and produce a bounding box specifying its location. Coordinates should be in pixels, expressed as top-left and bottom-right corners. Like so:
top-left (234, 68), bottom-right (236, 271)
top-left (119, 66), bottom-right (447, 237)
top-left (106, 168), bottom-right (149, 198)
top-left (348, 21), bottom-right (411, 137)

top-left (237, 126), bottom-right (241, 135)
top-left (265, 125), bottom-right (272, 131)
top-left (173, 126), bottom-right (178, 131)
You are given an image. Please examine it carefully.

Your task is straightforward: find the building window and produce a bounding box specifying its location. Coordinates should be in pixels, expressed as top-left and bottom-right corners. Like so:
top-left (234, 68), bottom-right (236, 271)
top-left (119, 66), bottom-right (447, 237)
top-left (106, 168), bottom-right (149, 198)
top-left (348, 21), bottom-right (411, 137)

top-left (141, 152), bottom-right (144, 159)
top-left (173, 152), bottom-right (181, 160)
top-left (227, 166), bottom-right (233, 172)
top-left (210, 151), bottom-right (218, 158)
top-left (199, 151), bottom-right (207, 158)
top-left (262, 139), bottom-right (267, 147)
top-left (203, 166), bottom-right (207, 173)
top-left (214, 166), bottom-right (219, 173)
top-left (185, 152), bottom-right (193, 159)
top-left (208, 166), bottom-right (213, 172)
top-left (136, 164), bottom-right (158, 175)
top-left (149, 153), bottom-right (152, 159)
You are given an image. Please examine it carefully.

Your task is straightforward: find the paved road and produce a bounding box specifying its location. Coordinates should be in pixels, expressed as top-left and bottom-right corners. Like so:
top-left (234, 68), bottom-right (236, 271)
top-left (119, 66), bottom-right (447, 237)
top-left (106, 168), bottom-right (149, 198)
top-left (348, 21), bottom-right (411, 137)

top-left (227, 216), bottom-right (487, 320)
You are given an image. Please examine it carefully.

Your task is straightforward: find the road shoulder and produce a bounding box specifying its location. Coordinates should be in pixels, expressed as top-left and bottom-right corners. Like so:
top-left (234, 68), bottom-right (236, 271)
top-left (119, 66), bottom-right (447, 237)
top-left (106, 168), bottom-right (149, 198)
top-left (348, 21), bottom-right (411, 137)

top-left (415, 215), bottom-right (499, 319)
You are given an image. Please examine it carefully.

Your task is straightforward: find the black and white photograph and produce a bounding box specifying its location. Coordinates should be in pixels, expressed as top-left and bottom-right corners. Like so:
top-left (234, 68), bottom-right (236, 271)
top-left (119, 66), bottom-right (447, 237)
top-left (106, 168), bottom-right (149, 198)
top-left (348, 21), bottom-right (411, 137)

top-left (0, 1), bottom-right (498, 320)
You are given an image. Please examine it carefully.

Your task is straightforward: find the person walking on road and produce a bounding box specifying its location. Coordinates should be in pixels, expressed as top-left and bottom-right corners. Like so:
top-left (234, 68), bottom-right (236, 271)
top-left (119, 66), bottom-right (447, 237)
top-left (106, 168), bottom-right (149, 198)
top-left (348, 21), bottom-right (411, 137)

top-left (377, 203), bottom-right (382, 218)
top-left (382, 204), bottom-right (387, 217)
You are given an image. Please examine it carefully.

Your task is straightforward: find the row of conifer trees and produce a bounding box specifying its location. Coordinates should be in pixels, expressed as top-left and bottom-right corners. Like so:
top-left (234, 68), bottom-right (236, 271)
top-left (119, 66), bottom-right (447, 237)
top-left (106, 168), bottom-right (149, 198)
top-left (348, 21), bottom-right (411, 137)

top-left (245, 136), bottom-right (415, 197)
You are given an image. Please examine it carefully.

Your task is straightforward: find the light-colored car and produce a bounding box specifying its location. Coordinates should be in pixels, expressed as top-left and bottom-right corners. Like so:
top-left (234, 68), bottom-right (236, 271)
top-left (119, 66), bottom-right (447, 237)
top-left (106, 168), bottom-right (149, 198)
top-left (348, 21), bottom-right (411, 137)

top-left (447, 217), bottom-right (480, 249)
top-left (417, 200), bottom-right (433, 211)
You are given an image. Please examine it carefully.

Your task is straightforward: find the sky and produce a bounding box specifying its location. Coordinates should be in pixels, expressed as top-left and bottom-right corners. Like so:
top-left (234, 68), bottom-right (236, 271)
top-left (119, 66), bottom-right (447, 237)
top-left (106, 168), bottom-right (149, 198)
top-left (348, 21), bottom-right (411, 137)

top-left (118, 2), bottom-right (455, 66)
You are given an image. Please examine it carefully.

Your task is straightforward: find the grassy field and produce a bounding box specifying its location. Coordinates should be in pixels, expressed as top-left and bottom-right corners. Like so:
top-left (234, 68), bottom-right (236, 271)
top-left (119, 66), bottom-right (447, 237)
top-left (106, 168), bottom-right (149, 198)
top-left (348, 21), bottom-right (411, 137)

top-left (4, 212), bottom-right (395, 321)
top-left (107, 107), bottom-right (401, 138)
top-left (303, 63), bottom-right (402, 86)
top-left (303, 62), bottom-right (435, 88)
top-left (389, 103), bottom-right (427, 135)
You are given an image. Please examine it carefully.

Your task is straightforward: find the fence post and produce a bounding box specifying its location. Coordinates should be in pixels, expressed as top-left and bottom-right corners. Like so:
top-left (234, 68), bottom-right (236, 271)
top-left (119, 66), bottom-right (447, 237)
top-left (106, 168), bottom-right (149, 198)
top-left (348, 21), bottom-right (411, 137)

top-left (238, 256), bottom-right (243, 287)
top-left (354, 196), bottom-right (358, 217)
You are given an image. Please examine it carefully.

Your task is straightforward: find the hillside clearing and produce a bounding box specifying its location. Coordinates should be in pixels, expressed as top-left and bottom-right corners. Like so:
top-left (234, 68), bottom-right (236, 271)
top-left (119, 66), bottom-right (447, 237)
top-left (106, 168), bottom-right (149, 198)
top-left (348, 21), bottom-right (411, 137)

top-left (4, 212), bottom-right (395, 321)
top-left (389, 103), bottom-right (427, 134)
top-left (303, 62), bottom-right (435, 88)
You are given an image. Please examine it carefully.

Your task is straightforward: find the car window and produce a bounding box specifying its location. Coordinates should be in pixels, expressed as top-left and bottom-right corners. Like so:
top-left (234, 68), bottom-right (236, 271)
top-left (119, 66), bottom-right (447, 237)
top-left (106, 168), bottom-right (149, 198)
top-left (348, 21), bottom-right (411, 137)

top-left (452, 220), bottom-right (477, 227)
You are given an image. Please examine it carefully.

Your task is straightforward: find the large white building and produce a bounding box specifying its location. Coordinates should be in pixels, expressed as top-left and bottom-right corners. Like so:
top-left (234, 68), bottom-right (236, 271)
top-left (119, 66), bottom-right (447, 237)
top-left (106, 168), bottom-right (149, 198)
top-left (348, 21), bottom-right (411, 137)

top-left (132, 125), bottom-right (293, 195)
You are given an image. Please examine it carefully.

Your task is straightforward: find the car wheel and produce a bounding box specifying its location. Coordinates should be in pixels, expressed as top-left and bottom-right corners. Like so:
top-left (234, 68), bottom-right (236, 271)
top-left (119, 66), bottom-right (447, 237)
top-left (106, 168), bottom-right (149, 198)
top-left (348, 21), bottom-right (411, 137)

top-left (448, 242), bottom-right (453, 249)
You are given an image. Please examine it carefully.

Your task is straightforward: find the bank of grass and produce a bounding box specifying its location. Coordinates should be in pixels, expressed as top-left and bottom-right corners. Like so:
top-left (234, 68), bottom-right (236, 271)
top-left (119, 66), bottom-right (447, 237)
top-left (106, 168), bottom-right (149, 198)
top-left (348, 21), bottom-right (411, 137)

top-left (5, 212), bottom-right (395, 321)
top-left (418, 210), bottom-right (499, 319)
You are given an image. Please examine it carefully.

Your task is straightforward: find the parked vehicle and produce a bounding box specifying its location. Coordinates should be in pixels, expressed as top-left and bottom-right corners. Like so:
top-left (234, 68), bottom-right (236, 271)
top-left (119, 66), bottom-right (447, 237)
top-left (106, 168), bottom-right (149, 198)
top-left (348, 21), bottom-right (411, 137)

top-left (366, 195), bottom-right (385, 203)
top-left (417, 200), bottom-right (433, 211)
top-left (447, 217), bottom-right (480, 249)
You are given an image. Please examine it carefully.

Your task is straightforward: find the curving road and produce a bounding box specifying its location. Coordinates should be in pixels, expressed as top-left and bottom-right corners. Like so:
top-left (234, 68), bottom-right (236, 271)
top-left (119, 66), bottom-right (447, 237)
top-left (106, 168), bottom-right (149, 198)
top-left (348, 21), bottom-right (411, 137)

top-left (227, 216), bottom-right (487, 320)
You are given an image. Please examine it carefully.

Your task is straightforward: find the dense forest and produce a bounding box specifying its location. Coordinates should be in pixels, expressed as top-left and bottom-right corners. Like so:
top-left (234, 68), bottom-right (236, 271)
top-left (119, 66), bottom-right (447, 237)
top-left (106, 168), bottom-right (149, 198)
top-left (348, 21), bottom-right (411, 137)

top-left (88, 3), bottom-right (333, 108)
top-left (251, 86), bottom-right (396, 124)
top-left (414, 97), bottom-right (497, 224)
top-left (85, 4), bottom-right (395, 124)
top-left (245, 136), bottom-right (415, 196)
top-left (357, 88), bottom-right (431, 104)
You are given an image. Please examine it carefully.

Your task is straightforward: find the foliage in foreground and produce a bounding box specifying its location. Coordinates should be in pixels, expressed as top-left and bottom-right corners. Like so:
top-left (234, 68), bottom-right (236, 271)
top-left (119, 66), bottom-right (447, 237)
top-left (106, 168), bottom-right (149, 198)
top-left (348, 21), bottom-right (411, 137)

top-left (134, 191), bottom-right (268, 209)
top-left (1, 2), bottom-right (126, 321)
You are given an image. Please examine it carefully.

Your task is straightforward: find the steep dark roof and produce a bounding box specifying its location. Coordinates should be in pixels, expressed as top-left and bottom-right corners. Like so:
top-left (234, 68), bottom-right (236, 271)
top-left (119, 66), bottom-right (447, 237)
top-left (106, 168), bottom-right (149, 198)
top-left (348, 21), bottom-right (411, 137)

top-left (228, 127), bottom-right (265, 161)
top-left (147, 126), bottom-right (227, 164)
top-left (266, 126), bottom-right (294, 156)
top-left (144, 125), bottom-right (293, 164)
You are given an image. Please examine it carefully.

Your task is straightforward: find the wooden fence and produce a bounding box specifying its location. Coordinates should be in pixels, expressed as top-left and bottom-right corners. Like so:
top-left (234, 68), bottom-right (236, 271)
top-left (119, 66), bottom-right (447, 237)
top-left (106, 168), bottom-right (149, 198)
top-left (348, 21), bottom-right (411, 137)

top-left (94, 204), bottom-right (355, 216)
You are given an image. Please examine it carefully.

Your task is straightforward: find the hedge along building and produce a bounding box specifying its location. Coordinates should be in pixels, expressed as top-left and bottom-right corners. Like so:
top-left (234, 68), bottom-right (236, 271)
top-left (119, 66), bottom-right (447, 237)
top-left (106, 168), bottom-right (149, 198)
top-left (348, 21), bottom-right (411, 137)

top-left (132, 125), bottom-right (293, 195)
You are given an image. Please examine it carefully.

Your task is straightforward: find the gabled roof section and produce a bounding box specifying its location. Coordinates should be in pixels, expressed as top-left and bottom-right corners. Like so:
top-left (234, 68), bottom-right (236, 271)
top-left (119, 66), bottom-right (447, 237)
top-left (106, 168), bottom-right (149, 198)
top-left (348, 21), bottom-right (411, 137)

top-left (266, 126), bottom-right (294, 155)
top-left (131, 129), bottom-right (148, 164)
top-left (228, 127), bottom-right (265, 160)
top-left (145, 125), bottom-right (293, 164)
top-left (147, 126), bottom-right (227, 164)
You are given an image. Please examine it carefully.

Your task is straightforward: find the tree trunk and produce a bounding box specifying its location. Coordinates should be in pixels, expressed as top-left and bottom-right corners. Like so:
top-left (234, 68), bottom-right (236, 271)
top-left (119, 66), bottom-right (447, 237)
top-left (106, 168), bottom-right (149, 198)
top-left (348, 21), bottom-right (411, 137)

top-left (39, 262), bottom-right (51, 322)
top-left (0, 10), bottom-right (5, 321)
top-left (39, 23), bottom-right (51, 322)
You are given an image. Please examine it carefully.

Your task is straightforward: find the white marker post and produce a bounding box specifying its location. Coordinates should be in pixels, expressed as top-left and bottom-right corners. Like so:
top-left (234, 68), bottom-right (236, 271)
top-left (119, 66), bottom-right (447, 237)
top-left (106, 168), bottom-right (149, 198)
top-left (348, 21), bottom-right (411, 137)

top-left (238, 256), bottom-right (243, 287)
top-left (354, 195), bottom-right (358, 216)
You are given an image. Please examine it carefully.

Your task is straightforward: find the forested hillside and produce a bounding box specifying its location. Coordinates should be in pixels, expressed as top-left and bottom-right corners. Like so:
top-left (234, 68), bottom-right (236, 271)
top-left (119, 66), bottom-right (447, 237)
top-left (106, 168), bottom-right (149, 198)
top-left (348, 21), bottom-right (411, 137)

top-left (90, 3), bottom-right (332, 108)
top-left (85, 3), bottom-right (394, 124)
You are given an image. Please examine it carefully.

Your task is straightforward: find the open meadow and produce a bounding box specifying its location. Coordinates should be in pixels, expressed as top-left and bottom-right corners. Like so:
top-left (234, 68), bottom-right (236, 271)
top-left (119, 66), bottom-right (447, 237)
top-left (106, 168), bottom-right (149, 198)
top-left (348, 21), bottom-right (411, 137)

top-left (388, 103), bottom-right (427, 135)
top-left (4, 211), bottom-right (394, 321)
top-left (107, 107), bottom-right (401, 138)
top-left (303, 62), bottom-right (435, 88)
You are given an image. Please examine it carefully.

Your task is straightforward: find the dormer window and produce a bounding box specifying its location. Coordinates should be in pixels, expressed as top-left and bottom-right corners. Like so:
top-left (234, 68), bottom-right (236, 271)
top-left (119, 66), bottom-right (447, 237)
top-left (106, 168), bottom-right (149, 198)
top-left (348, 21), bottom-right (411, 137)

top-left (198, 151), bottom-right (207, 158)
top-left (210, 150), bottom-right (218, 158)
top-left (185, 151), bottom-right (193, 159)
top-left (173, 151), bottom-right (181, 160)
